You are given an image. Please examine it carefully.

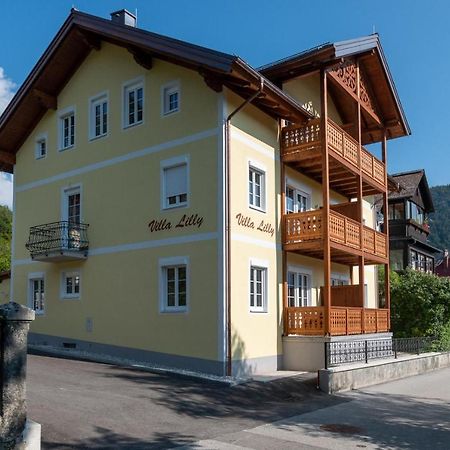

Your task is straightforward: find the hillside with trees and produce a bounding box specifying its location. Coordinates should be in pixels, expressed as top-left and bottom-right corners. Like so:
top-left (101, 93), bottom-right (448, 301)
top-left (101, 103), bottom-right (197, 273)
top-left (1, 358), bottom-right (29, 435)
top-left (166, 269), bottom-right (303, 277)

top-left (429, 185), bottom-right (450, 252)
top-left (0, 205), bottom-right (12, 272)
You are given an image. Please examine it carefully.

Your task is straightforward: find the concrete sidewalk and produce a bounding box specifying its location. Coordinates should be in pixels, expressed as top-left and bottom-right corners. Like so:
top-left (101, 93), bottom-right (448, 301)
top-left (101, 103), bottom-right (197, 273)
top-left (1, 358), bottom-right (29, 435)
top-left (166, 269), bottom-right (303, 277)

top-left (184, 367), bottom-right (450, 449)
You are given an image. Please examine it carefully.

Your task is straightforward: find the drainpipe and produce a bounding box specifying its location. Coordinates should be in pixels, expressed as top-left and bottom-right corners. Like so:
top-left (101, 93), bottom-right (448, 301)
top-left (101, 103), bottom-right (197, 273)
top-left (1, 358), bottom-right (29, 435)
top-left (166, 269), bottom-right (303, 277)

top-left (224, 78), bottom-right (264, 377)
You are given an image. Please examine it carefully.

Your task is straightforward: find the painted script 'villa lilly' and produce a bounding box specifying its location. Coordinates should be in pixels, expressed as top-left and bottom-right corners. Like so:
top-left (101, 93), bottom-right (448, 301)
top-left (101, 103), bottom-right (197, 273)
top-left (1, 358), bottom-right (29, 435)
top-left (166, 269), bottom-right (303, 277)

top-left (0, 9), bottom-right (409, 376)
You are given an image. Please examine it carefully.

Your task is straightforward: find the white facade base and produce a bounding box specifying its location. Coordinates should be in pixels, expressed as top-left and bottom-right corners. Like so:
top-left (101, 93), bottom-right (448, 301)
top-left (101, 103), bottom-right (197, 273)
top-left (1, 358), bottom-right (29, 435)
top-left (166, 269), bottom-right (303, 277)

top-left (282, 333), bottom-right (393, 372)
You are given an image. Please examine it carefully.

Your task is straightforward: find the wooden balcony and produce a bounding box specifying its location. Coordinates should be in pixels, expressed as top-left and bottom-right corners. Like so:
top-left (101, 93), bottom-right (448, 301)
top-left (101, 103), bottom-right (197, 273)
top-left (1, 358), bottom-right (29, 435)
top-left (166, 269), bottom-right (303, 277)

top-left (286, 306), bottom-right (390, 336)
top-left (284, 209), bottom-right (388, 265)
top-left (281, 119), bottom-right (386, 197)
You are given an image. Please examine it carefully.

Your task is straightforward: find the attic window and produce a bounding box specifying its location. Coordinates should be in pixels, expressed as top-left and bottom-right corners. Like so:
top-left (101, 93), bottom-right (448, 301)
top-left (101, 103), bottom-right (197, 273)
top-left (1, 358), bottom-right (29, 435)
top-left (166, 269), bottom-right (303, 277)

top-left (58, 107), bottom-right (75, 151)
top-left (35, 134), bottom-right (47, 159)
top-left (123, 79), bottom-right (144, 128)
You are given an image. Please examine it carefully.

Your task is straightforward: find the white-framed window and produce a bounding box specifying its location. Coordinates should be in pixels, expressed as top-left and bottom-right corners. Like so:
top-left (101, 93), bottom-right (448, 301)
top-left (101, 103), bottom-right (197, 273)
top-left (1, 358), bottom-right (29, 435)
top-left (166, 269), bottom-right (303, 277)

top-left (90, 93), bottom-right (108, 139)
top-left (123, 78), bottom-right (144, 128)
top-left (161, 155), bottom-right (189, 209)
top-left (59, 107), bottom-right (75, 151)
top-left (61, 271), bottom-right (81, 299)
top-left (159, 256), bottom-right (189, 313)
top-left (250, 265), bottom-right (268, 312)
top-left (28, 272), bottom-right (45, 315)
top-left (35, 134), bottom-right (47, 159)
top-left (331, 273), bottom-right (350, 286)
top-left (287, 271), bottom-right (310, 307)
top-left (162, 81), bottom-right (180, 116)
top-left (249, 166), bottom-right (266, 211)
top-left (286, 186), bottom-right (310, 214)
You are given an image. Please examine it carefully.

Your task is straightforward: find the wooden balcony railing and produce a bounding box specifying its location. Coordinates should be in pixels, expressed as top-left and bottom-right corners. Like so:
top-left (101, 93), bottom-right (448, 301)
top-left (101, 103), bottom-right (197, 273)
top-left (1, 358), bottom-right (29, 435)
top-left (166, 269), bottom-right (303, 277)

top-left (284, 209), bottom-right (387, 259)
top-left (281, 118), bottom-right (386, 188)
top-left (286, 306), bottom-right (390, 336)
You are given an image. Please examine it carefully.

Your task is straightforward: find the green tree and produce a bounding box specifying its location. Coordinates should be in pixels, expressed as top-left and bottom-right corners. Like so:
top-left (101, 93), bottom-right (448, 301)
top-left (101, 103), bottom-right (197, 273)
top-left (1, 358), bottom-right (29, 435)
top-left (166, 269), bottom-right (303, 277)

top-left (0, 205), bottom-right (12, 272)
top-left (390, 269), bottom-right (450, 345)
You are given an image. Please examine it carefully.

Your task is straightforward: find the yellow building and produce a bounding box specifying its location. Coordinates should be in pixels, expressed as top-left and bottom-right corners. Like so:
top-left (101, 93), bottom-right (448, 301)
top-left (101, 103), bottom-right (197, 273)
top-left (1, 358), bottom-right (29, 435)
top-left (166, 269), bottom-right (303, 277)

top-left (0, 10), bottom-right (409, 376)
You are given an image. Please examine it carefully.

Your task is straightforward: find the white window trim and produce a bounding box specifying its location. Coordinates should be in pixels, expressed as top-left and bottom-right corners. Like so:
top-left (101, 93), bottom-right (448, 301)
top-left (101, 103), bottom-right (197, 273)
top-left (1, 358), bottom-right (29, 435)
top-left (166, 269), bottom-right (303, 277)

top-left (249, 258), bottom-right (268, 313)
top-left (28, 272), bottom-right (46, 316)
top-left (161, 80), bottom-right (181, 116)
top-left (160, 154), bottom-right (190, 210)
top-left (60, 270), bottom-right (81, 300)
top-left (122, 77), bottom-right (145, 129)
top-left (61, 184), bottom-right (82, 222)
top-left (285, 185), bottom-right (311, 213)
top-left (248, 159), bottom-right (267, 213)
top-left (35, 133), bottom-right (48, 160)
top-left (58, 105), bottom-right (76, 152)
top-left (159, 256), bottom-right (190, 314)
top-left (89, 91), bottom-right (109, 141)
top-left (287, 264), bottom-right (312, 307)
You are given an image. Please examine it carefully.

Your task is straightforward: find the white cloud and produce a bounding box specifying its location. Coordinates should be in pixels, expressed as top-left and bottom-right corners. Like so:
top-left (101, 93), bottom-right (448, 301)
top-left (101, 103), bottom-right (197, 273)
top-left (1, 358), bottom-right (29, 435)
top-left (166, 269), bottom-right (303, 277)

top-left (0, 173), bottom-right (13, 209)
top-left (0, 67), bottom-right (15, 114)
top-left (0, 68), bottom-right (15, 209)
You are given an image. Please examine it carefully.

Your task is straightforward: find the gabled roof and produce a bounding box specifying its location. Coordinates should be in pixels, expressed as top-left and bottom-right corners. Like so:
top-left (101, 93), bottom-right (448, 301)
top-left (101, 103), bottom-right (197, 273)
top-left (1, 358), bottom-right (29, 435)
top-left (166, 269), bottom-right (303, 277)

top-left (389, 169), bottom-right (434, 212)
top-left (259, 34), bottom-right (410, 144)
top-left (0, 10), bottom-right (312, 173)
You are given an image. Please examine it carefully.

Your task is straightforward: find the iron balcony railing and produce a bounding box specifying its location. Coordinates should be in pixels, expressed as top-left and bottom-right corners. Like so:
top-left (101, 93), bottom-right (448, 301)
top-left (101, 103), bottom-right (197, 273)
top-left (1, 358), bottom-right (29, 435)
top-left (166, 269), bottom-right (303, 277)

top-left (324, 336), bottom-right (441, 369)
top-left (26, 221), bottom-right (89, 258)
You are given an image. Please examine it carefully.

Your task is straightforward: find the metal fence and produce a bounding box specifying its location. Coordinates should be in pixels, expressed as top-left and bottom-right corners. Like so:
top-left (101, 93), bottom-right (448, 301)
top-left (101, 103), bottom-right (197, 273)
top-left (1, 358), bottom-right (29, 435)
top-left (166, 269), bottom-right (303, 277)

top-left (26, 221), bottom-right (89, 258)
top-left (324, 336), bottom-right (440, 369)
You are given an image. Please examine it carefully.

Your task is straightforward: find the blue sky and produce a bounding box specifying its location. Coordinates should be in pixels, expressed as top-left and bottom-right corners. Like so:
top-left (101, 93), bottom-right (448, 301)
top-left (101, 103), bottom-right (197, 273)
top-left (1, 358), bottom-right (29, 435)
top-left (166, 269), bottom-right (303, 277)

top-left (1, 0), bottom-right (449, 207)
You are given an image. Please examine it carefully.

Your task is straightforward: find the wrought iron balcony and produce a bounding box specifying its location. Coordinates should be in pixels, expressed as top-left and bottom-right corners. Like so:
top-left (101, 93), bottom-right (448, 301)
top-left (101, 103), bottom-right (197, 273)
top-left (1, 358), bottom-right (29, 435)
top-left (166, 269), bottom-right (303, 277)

top-left (26, 221), bottom-right (89, 262)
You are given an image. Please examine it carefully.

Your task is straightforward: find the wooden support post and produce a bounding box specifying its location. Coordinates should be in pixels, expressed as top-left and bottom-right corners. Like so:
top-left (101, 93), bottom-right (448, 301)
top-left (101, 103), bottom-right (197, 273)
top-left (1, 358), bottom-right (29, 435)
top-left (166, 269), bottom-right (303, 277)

top-left (382, 131), bottom-right (390, 328)
top-left (356, 60), bottom-right (365, 333)
top-left (320, 69), bottom-right (331, 335)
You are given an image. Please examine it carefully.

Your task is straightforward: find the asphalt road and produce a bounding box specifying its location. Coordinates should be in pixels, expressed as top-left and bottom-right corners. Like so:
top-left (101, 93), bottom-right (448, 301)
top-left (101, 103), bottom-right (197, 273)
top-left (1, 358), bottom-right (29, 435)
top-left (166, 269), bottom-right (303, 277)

top-left (27, 354), bottom-right (450, 449)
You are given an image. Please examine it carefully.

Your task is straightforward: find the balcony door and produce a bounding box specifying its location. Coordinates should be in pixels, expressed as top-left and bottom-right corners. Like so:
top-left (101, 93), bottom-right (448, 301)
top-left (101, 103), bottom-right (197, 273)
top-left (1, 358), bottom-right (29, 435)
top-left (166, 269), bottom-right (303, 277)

top-left (287, 271), bottom-right (310, 307)
top-left (286, 186), bottom-right (310, 214)
top-left (62, 186), bottom-right (81, 250)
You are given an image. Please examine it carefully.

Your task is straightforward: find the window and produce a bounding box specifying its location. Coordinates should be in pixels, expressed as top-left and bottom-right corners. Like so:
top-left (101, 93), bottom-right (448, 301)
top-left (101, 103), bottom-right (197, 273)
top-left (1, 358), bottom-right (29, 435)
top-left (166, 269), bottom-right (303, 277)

top-left (161, 156), bottom-right (189, 209)
top-left (406, 201), bottom-right (424, 225)
top-left (124, 79), bottom-right (143, 127)
top-left (288, 271), bottom-right (310, 307)
top-left (250, 266), bottom-right (267, 312)
top-left (249, 166), bottom-right (265, 211)
top-left (35, 135), bottom-right (47, 159)
top-left (64, 188), bottom-right (81, 224)
top-left (286, 186), bottom-right (309, 214)
top-left (390, 249), bottom-right (404, 271)
top-left (90, 94), bottom-right (108, 139)
top-left (28, 274), bottom-right (45, 315)
top-left (410, 250), bottom-right (418, 270)
top-left (162, 82), bottom-right (180, 115)
top-left (331, 278), bottom-right (349, 286)
top-left (59, 108), bottom-right (75, 150)
top-left (159, 257), bottom-right (188, 312)
top-left (61, 272), bottom-right (80, 299)
top-left (388, 202), bottom-right (405, 220)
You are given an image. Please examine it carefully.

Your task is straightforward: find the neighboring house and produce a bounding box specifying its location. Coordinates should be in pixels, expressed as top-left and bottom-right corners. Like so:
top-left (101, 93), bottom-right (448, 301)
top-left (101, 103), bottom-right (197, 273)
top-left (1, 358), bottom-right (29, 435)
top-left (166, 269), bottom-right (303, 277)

top-left (385, 170), bottom-right (441, 273)
top-left (0, 271), bottom-right (10, 303)
top-left (436, 250), bottom-right (450, 277)
top-left (0, 10), bottom-right (409, 375)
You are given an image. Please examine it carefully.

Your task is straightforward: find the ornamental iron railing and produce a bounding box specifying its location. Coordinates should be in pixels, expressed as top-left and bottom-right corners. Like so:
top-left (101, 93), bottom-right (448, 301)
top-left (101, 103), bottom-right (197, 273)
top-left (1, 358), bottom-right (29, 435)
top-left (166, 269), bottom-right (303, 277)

top-left (26, 221), bottom-right (89, 258)
top-left (324, 336), bottom-right (440, 369)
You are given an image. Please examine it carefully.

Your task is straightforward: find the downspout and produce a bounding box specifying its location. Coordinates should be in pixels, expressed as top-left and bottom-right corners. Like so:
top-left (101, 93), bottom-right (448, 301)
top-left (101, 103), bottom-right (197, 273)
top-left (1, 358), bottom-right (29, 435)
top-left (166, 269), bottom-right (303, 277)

top-left (225, 78), bottom-right (264, 377)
